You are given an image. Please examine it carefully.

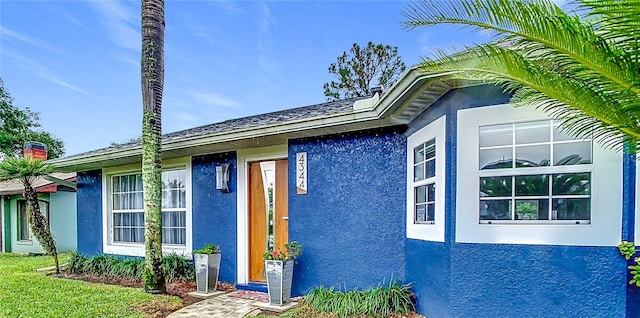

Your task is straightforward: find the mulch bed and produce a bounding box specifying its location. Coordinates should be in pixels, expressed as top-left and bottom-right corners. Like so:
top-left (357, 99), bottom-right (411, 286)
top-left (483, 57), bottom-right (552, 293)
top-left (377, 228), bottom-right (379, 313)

top-left (57, 272), bottom-right (235, 317)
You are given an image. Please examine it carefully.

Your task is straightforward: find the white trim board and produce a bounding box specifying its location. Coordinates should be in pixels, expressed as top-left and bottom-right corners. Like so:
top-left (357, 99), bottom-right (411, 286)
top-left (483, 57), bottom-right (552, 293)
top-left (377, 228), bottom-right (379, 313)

top-left (236, 145), bottom-right (288, 285)
top-left (406, 115), bottom-right (446, 242)
top-left (100, 157), bottom-right (193, 257)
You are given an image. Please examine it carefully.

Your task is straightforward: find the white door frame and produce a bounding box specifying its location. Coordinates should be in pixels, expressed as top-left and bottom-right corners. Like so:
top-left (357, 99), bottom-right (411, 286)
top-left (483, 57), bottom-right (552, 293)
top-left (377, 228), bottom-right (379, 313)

top-left (236, 145), bottom-right (288, 285)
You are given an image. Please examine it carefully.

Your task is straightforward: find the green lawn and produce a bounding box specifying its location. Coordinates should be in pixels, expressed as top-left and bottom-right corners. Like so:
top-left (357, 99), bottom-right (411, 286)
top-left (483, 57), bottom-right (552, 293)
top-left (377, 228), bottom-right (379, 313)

top-left (0, 253), bottom-right (181, 318)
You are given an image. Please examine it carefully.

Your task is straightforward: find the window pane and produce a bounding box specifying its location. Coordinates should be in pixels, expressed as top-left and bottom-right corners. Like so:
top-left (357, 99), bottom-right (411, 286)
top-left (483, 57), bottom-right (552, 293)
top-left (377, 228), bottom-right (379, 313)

top-left (515, 121), bottom-right (549, 144)
top-left (480, 199), bottom-right (512, 220)
top-left (18, 201), bottom-right (29, 240)
top-left (515, 199), bottom-right (549, 220)
top-left (552, 173), bottom-right (590, 195)
top-left (480, 176), bottom-right (512, 197)
top-left (415, 204), bottom-right (426, 223)
top-left (480, 147), bottom-right (513, 169)
top-left (554, 141), bottom-right (592, 165)
top-left (553, 198), bottom-right (590, 220)
top-left (425, 159), bottom-right (435, 179)
top-left (120, 175), bottom-right (128, 192)
top-left (515, 144), bottom-right (550, 167)
top-left (113, 176), bottom-right (120, 193)
top-left (415, 186), bottom-right (426, 203)
top-left (479, 124), bottom-right (512, 147)
top-left (426, 203), bottom-right (435, 222)
top-left (179, 189), bottom-right (186, 208)
top-left (553, 124), bottom-right (580, 141)
top-left (427, 183), bottom-right (436, 202)
top-left (515, 175), bottom-right (548, 196)
top-left (424, 140), bottom-right (435, 160)
top-left (414, 144), bottom-right (424, 163)
top-left (136, 174), bottom-right (143, 191)
top-left (414, 163), bottom-right (425, 182)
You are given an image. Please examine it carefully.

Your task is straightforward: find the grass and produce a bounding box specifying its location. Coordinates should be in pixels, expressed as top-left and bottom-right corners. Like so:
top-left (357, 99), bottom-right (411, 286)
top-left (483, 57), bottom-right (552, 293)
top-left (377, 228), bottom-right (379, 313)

top-left (0, 253), bottom-right (181, 318)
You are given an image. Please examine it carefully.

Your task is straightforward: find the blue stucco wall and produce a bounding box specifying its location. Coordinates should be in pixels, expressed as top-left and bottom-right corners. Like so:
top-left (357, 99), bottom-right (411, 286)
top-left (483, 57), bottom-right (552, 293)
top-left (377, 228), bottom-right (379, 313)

top-left (76, 170), bottom-right (103, 255)
top-left (450, 244), bottom-right (626, 317)
top-left (288, 129), bottom-right (407, 296)
top-left (192, 152), bottom-right (237, 284)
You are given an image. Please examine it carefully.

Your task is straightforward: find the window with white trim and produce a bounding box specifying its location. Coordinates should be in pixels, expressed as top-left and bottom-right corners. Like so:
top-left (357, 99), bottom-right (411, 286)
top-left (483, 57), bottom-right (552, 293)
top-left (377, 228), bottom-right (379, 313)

top-left (413, 139), bottom-right (436, 224)
top-left (478, 120), bottom-right (592, 224)
top-left (456, 104), bottom-right (622, 246)
top-left (111, 169), bottom-right (187, 245)
top-left (407, 115), bottom-right (446, 242)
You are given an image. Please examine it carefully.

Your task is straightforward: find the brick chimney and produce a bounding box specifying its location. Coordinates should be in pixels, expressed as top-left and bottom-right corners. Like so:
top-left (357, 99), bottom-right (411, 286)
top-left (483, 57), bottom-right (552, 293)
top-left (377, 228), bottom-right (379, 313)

top-left (23, 141), bottom-right (48, 160)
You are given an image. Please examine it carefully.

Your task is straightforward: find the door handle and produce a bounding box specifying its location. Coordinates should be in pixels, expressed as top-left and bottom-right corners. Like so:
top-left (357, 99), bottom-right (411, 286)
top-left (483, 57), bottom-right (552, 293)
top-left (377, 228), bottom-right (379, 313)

top-left (282, 217), bottom-right (289, 220)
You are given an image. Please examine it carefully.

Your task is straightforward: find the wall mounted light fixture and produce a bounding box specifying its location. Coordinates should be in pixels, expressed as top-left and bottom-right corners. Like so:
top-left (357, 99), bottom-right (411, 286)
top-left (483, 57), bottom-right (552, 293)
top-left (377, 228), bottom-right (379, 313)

top-left (216, 163), bottom-right (230, 193)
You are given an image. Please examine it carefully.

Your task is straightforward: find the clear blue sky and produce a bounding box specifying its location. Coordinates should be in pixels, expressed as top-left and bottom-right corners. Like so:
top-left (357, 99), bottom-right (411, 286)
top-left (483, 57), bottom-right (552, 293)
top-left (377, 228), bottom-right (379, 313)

top-left (0, 0), bottom-right (489, 156)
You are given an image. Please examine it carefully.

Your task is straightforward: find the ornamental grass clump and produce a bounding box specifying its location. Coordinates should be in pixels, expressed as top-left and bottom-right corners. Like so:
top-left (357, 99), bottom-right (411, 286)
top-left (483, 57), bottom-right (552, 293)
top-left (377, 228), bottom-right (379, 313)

top-left (69, 252), bottom-right (195, 282)
top-left (304, 280), bottom-right (414, 318)
top-left (263, 241), bottom-right (302, 260)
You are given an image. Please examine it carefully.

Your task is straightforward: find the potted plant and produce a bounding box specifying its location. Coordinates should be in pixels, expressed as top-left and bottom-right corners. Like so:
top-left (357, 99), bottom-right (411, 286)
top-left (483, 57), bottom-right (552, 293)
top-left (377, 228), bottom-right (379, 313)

top-left (193, 244), bottom-right (221, 294)
top-left (263, 241), bottom-right (302, 306)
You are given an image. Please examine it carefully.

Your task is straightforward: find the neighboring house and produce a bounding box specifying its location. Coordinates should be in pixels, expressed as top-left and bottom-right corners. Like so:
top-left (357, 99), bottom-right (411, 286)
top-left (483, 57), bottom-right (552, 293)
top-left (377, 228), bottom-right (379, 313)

top-left (0, 173), bottom-right (77, 254)
top-left (50, 67), bottom-right (639, 317)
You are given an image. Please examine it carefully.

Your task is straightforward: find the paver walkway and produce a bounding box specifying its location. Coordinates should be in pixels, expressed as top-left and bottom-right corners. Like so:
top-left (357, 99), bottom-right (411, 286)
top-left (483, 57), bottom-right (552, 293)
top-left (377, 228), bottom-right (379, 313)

top-left (167, 292), bottom-right (262, 318)
top-left (167, 291), bottom-right (298, 318)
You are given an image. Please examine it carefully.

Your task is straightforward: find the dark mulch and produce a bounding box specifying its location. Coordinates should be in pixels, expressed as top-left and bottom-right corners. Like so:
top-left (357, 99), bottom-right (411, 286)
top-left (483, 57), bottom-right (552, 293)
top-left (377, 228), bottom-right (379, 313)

top-left (57, 272), bottom-right (235, 317)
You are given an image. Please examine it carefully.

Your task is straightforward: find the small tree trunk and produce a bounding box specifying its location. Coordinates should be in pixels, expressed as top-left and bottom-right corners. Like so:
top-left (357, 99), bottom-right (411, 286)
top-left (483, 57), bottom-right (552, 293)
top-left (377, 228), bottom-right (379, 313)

top-left (24, 185), bottom-right (60, 274)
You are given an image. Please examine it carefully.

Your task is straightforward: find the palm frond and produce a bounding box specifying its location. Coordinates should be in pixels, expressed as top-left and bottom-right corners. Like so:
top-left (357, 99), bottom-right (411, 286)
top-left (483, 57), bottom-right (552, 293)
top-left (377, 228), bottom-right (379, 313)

top-left (0, 157), bottom-right (56, 185)
top-left (419, 44), bottom-right (640, 149)
top-left (403, 0), bottom-right (640, 96)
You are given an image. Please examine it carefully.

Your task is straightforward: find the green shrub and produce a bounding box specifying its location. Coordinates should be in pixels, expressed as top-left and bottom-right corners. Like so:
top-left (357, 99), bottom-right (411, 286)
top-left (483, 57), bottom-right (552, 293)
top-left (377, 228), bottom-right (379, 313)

top-left (304, 281), bottom-right (414, 318)
top-left (68, 252), bottom-right (195, 282)
top-left (193, 244), bottom-right (220, 254)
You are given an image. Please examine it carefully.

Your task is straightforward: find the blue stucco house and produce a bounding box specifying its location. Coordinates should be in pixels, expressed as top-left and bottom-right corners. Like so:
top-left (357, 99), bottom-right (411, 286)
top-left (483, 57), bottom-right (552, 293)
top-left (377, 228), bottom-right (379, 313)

top-left (50, 67), bottom-right (639, 317)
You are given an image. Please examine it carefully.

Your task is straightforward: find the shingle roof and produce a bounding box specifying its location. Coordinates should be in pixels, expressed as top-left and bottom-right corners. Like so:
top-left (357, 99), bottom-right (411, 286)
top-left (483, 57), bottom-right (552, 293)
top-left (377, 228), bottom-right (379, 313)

top-left (0, 172), bottom-right (76, 196)
top-left (60, 97), bottom-right (362, 160)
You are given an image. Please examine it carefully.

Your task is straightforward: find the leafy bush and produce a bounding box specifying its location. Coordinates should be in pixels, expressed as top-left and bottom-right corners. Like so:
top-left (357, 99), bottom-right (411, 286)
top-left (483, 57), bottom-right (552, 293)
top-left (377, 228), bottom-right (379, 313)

top-left (618, 241), bottom-right (636, 260)
top-left (193, 244), bottom-right (220, 254)
top-left (68, 252), bottom-right (195, 282)
top-left (304, 281), bottom-right (414, 318)
top-left (630, 258), bottom-right (640, 287)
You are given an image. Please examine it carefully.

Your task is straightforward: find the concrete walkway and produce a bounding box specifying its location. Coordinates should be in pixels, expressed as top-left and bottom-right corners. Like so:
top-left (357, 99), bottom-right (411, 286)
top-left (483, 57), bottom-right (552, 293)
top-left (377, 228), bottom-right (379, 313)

top-left (167, 291), bottom-right (298, 318)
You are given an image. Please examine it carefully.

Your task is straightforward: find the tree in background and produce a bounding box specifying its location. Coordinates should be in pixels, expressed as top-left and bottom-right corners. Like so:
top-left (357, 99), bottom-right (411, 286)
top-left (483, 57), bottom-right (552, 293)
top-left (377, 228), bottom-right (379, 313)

top-left (141, 0), bottom-right (166, 294)
top-left (323, 42), bottom-right (406, 101)
top-left (0, 78), bottom-right (65, 159)
top-left (403, 0), bottom-right (640, 152)
top-left (0, 157), bottom-right (59, 274)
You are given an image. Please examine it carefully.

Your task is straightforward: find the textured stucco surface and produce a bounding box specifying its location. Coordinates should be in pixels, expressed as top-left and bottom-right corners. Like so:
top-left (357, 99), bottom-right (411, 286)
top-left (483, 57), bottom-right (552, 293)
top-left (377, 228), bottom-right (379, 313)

top-left (288, 129), bottom-right (407, 296)
top-left (76, 170), bottom-right (103, 255)
top-left (192, 152), bottom-right (237, 284)
top-left (450, 244), bottom-right (627, 317)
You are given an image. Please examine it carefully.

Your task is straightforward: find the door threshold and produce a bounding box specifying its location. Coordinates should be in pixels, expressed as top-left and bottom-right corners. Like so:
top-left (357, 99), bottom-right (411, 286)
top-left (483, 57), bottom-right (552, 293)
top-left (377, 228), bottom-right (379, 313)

top-left (236, 282), bottom-right (268, 293)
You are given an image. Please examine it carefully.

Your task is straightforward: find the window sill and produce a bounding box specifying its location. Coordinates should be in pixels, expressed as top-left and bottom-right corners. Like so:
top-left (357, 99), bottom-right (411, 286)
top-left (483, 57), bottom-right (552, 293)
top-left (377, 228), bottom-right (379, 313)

top-left (17, 240), bottom-right (33, 245)
top-left (104, 243), bottom-right (189, 257)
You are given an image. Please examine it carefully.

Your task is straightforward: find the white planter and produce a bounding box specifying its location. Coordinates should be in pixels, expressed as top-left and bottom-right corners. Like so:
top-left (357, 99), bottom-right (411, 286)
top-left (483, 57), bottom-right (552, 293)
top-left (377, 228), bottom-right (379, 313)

top-left (194, 253), bottom-right (221, 294)
top-left (265, 259), bottom-right (294, 305)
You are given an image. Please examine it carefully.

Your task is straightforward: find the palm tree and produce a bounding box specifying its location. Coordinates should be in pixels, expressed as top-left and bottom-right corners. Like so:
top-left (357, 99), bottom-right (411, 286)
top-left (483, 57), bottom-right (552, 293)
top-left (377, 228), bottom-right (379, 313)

top-left (141, 0), bottom-right (165, 294)
top-left (0, 157), bottom-right (59, 274)
top-left (403, 0), bottom-right (640, 152)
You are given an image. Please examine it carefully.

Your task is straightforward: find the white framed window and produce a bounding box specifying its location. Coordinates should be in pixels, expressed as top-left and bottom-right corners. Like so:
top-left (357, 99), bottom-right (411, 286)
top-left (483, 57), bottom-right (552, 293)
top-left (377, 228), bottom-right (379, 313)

top-left (102, 158), bottom-right (192, 256)
top-left (478, 120), bottom-right (592, 224)
top-left (457, 104), bottom-right (622, 246)
top-left (407, 115), bottom-right (446, 242)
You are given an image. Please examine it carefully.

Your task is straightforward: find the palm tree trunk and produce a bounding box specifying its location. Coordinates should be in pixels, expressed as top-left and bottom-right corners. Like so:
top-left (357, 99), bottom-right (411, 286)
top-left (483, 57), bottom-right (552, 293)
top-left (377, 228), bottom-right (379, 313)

top-left (141, 0), bottom-right (165, 294)
top-left (24, 184), bottom-right (59, 274)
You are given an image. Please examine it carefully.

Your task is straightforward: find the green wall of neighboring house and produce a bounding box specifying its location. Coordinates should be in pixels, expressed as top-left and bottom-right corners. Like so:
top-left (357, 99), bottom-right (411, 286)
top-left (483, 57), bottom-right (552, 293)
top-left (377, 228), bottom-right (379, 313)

top-left (2, 197), bottom-right (10, 252)
top-left (2, 192), bottom-right (76, 254)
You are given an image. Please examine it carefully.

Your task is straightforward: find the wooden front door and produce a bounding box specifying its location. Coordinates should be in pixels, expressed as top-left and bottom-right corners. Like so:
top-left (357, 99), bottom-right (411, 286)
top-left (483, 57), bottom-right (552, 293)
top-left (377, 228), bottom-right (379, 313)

top-left (248, 159), bottom-right (288, 282)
